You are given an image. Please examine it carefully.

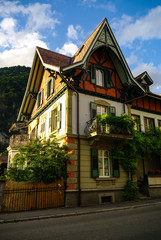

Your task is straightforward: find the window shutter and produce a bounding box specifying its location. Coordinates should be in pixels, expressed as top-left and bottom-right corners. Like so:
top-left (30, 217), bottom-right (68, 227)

top-left (49, 111), bottom-right (52, 133)
top-left (91, 148), bottom-right (98, 178)
top-left (53, 78), bottom-right (55, 93)
top-left (57, 103), bottom-right (62, 129)
top-left (90, 102), bottom-right (97, 119)
top-left (109, 106), bottom-right (116, 116)
top-left (45, 83), bottom-right (47, 99)
top-left (41, 89), bottom-right (44, 105)
top-left (91, 65), bottom-right (96, 84)
top-left (104, 69), bottom-right (111, 88)
top-left (112, 158), bottom-right (120, 177)
top-left (51, 78), bottom-right (54, 95)
top-left (36, 93), bottom-right (39, 109)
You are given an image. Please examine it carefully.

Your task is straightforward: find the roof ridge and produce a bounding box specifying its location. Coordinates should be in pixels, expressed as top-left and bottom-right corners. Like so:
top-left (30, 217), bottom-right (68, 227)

top-left (72, 18), bottom-right (107, 63)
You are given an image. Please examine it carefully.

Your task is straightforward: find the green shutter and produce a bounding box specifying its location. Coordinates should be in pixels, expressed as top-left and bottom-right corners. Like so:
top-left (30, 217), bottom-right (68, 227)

top-left (104, 69), bottom-right (111, 88)
top-left (109, 106), bottom-right (116, 116)
top-left (91, 149), bottom-right (98, 178)
top-left (90, 102), bottom-right (97, 119)
top-left (112, 158), bottom-right (120, 177)
top-left (91, 65), bottom-right (96, 84)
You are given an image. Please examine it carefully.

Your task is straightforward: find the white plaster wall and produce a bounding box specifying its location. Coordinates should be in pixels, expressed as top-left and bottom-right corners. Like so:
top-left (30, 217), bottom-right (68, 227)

top-left (38, 94), bottom-right (66, 139)
top-left (72, 93), bottom-right (125, 135)
top-left (131, 109), bottom-right (161, 132)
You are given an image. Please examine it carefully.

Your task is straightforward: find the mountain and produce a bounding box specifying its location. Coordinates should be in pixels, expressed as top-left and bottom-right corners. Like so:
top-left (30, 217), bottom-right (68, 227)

top-left (0, 66), bottom-right (30, 152)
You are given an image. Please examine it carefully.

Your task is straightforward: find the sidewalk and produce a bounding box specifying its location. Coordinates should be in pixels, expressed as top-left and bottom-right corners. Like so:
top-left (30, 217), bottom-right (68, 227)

top-left (0, 198), bottom-right (161, 224)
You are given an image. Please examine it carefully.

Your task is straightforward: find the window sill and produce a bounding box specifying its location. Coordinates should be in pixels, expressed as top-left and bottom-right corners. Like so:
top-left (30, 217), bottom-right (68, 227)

top-left (96, 177), bottom-right (116, 181)
top-left (96, 177), bottom-right (116, 186)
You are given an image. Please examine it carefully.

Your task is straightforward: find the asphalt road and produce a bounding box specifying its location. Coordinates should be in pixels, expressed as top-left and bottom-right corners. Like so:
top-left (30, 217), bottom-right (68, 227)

top-left (1, 204), bottom-right (161, 240)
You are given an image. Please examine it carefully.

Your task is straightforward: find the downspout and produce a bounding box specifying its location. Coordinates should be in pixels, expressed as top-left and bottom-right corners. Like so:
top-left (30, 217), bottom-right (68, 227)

top-left (58, 73), bottom-right (81, 207)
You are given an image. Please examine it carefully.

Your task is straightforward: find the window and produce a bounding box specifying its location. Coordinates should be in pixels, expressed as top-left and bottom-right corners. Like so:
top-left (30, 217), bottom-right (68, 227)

top-left (96, 69), bottom-right (104, 87)
top-left (45, 77), bottom-right (54, 99)
top-left (50, 103), bottom-right (62, 132)
top-left (97, 105), bottom-right (107, 115)
top-left (40, 116), bottom-right (46, 139)
top-left (91, 148), bottom-right (119, 178)
top-left (91, 65), bottom-right (111, 88)
top-left (131, 115), bottom-right (141, 131)
top-left (98, 150), bottom-right (110, 177)
top-left (37, 89), bottom-right (43, 108)
top-left (90, 102), bottom-right (116, 119)
top-left (158, 120), bottom-right (161, 130)
top-left (144, 117), bottom-right (155, 131)
top-left (109, 106), bottom-right (116, 116)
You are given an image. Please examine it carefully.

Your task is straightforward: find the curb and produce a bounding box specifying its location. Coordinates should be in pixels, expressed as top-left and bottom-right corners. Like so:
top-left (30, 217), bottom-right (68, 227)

top-left (1, 201), bottom-right (161, 224)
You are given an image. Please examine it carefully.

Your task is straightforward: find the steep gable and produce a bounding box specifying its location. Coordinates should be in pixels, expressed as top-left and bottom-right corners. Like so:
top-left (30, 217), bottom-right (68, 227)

top-left (62, 18), bottom-right (145, 92)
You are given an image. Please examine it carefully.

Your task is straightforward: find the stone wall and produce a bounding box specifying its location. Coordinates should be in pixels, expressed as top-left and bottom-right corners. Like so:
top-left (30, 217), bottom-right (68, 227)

top-left (9, 134), bottom-right (28, 148)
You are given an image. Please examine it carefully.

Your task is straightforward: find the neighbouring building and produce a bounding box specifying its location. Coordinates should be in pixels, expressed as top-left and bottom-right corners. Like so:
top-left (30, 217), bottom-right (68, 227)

top-left (8, 18), bottom-right (161, 206)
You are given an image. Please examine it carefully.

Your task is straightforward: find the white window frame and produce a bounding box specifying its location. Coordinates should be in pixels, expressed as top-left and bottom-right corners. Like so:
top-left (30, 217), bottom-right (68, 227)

top-left (144, 117), bottom-right (155, 131)
top-left (98, 150), bottom-right (110, 177)
top-left (40, 116), bottom-right (46, 139)
top-left (51, 103), bottom-right (62, 132)
top-left (96, 105), bottom-right (108, 115)
top-left (96, 68), bottom-right (104, 87)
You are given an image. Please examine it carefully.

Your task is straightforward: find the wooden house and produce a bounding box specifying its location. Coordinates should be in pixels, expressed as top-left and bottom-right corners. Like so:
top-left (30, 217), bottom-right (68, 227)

top-left (8, 18), bottom-right (161, 206)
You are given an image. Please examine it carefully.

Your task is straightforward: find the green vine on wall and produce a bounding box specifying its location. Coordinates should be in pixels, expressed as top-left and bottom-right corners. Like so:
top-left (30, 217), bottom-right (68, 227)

top-left (97, 114), bottom-right (161, 200)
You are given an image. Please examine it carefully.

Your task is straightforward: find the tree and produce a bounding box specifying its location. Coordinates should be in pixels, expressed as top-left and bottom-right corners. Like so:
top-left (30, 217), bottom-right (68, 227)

top-left (0, 66), bottom-right (30, 153)
top-left (6, 137), bottom-right (71, 184)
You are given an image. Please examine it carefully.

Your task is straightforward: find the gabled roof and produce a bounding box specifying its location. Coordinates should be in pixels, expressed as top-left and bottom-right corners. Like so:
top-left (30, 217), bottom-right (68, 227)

top-left (17, 48), bottom-right (71, 121)
top-left (72, 18), bottom-right (105, 64)
top-left (36, 47), bottom-right (71, 68)
top-left (62, 18), bottom-right (145, 92)
top-left (135, 71), bottom-right (153, 86)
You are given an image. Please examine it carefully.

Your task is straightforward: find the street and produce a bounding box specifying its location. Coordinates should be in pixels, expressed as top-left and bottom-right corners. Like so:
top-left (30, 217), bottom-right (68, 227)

top-left (1, 204), bottom-right (161, 240)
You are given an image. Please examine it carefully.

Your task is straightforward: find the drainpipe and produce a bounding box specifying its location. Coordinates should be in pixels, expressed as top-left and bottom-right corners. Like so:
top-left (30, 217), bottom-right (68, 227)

top-left (59, 73), bottom-right (81, 207)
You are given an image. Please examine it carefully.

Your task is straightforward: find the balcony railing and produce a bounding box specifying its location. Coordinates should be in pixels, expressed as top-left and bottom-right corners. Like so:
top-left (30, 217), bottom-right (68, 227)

top-left (84, 118), bottom-right (132, 136)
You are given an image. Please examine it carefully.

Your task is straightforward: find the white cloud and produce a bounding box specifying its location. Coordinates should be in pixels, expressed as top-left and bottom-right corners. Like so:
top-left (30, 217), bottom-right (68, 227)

top-left (67, 24), bottom-right (83, 41)
top-left (0, 0), bottom-right (59, 67)
top-left (26, 3), bottom-right (60, 31)
top-left (67, 25), bottom-right (78, 40)
top-left (126, 53), bottom-right (138, 65)
top-left (56, 42), bottom-right (78, 56)
top-left (111, 6), bottom-right (161, 46)
top-left (81, 0), bottom-right (116, 12)
top-left (132, 63), bottom-right (161, 95)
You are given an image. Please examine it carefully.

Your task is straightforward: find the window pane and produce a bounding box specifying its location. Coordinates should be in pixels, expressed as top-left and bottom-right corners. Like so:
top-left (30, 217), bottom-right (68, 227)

top-left (97, 106), bottom-right (107, 115)
top-left (98, 150), bottom-right (110, 177)
top-left (158, 120), bottom-right (161, 130)
top-left (144, 117), bottom-right (155, 131)
top-left (96, 69), bottom-right (104, 87)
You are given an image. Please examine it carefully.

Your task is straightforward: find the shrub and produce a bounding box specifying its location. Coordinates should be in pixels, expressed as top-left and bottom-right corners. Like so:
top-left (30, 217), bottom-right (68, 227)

top-left (6, 137), bottom-right (71, 184)
top-left (123, 180), bottom-right (139, 201)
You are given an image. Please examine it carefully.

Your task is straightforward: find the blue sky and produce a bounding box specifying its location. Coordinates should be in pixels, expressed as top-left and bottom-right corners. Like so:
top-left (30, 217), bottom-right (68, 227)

top-left (0, 0), bottom-right (161, 94)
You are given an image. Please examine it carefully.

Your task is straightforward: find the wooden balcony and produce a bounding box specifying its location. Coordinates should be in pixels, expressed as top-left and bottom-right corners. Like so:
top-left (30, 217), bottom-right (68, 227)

top-left (84, 118), bottom-right (133, 148)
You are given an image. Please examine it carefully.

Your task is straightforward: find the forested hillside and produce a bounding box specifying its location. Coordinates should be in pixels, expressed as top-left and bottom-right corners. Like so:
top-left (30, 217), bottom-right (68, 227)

top-left (0, 66), bottom-right (30, 152)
